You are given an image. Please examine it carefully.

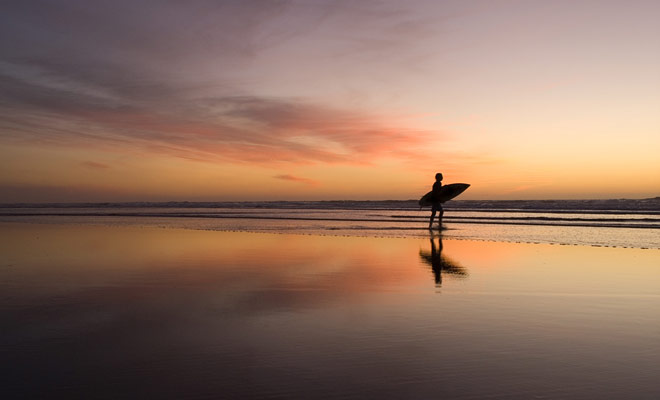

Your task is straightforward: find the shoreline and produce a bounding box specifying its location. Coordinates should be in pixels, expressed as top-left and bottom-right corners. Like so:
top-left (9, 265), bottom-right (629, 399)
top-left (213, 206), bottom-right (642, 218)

top-left (1, 220), bottom-right (658, 250)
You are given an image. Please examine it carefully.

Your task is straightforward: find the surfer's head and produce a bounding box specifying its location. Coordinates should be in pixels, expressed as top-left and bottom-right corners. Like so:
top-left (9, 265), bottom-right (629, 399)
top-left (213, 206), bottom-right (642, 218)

top-left (435, 173), bottom-right (443, 181)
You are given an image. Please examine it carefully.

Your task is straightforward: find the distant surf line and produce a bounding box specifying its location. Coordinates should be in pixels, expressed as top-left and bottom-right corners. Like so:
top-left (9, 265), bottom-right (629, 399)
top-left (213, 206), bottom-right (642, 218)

top-left (2, 212), bottom-right (659, 229)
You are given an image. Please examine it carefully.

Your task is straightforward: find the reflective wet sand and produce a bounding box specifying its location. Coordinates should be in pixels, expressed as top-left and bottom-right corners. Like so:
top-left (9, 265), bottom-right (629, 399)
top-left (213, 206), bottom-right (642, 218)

top-left (2, 222), bottom-right (659, 399)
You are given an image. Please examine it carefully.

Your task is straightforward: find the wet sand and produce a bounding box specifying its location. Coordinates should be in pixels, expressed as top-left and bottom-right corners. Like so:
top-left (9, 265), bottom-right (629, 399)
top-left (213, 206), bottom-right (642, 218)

top-left (2, 222), bottom-right (659, 399)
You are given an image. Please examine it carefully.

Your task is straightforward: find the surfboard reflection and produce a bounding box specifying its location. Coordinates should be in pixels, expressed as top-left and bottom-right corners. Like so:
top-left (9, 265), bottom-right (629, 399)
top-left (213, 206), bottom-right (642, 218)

top-left (419, 233), bottom-right (469, 286)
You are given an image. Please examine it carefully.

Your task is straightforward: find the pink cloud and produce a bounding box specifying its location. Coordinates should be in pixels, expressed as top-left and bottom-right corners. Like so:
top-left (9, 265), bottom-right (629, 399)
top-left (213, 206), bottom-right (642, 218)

top-left (3, 94), bottom-right (442, 167)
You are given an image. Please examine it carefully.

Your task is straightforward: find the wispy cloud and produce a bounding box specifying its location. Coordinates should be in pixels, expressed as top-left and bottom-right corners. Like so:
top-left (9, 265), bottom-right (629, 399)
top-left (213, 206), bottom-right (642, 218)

top-left (273, 174), bottom-right (319, 186)
top-left (80, 161), bottom-right (110, 169)
top-left (0, 68), bottom-right (440, 165)
top-left (0, 0), bottom-right (448, 168)
top-left (500, 182), bottom-right (554, 195)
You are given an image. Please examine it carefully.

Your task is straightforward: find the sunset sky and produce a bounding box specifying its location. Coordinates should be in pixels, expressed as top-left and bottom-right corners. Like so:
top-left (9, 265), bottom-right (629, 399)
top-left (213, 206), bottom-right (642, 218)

top-left (1, 0), bottom-right (658, 202)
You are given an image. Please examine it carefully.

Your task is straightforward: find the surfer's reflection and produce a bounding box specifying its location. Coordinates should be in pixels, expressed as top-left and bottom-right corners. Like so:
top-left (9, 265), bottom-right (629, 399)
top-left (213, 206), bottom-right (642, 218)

top-left (419, 233), bottom-right (468, 286)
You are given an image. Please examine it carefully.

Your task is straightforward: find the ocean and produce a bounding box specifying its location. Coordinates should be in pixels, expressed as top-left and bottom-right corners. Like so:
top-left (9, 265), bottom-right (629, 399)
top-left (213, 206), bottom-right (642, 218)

top-left (2, 198), bottom-right (659, 249)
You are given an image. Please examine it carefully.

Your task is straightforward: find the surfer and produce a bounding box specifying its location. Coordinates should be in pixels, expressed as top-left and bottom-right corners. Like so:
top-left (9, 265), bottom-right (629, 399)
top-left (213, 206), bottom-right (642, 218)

top-left (419, 175), bottom-right (469, 229)
top-left (429, 172), bottom-right (444, 230)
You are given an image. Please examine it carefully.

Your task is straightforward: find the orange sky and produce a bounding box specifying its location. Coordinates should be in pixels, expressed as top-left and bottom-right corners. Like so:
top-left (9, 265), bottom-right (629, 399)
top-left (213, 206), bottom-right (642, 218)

top-left (1, 0), bottom-right (658, 202)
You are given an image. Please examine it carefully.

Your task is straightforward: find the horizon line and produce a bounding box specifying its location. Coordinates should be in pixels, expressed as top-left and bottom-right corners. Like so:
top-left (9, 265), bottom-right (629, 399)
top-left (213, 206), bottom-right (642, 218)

top-left (1, 197), bottom-right (659, 206)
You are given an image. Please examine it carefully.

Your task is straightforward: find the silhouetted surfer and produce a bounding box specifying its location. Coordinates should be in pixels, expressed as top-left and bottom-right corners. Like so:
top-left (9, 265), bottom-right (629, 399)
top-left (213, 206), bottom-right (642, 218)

top-left (429, 172), bottom-right (444, 230)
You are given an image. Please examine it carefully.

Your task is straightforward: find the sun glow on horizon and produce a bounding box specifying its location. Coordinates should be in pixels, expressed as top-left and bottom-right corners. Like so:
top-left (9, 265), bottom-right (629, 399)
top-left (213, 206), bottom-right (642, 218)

top-left (1, 0), bottom-right (658, 202)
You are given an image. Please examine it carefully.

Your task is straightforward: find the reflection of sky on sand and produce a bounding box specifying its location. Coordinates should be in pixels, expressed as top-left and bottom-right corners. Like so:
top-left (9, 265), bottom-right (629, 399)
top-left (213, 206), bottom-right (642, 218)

top-left (1, 223), bottom-right (423, 303)
top-left (2, 223), bottom-right (659, 399)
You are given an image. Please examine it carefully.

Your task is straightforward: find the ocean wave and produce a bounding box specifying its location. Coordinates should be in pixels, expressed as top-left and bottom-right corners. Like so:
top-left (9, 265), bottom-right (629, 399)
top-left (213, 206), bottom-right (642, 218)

top-left (1, 209), bottom-right (659, 230)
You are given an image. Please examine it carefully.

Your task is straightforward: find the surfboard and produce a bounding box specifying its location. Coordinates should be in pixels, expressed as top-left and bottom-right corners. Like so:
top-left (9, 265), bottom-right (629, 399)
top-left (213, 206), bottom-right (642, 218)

top-left (418, 183), bottom-right (470, 207)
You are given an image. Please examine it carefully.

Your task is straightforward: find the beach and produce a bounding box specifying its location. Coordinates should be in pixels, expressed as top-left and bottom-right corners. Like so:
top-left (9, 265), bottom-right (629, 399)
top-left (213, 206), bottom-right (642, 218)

top-left (3, 1), bottom-right (659, 397)
top-left (2, 219), bottom-right (659, 399)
